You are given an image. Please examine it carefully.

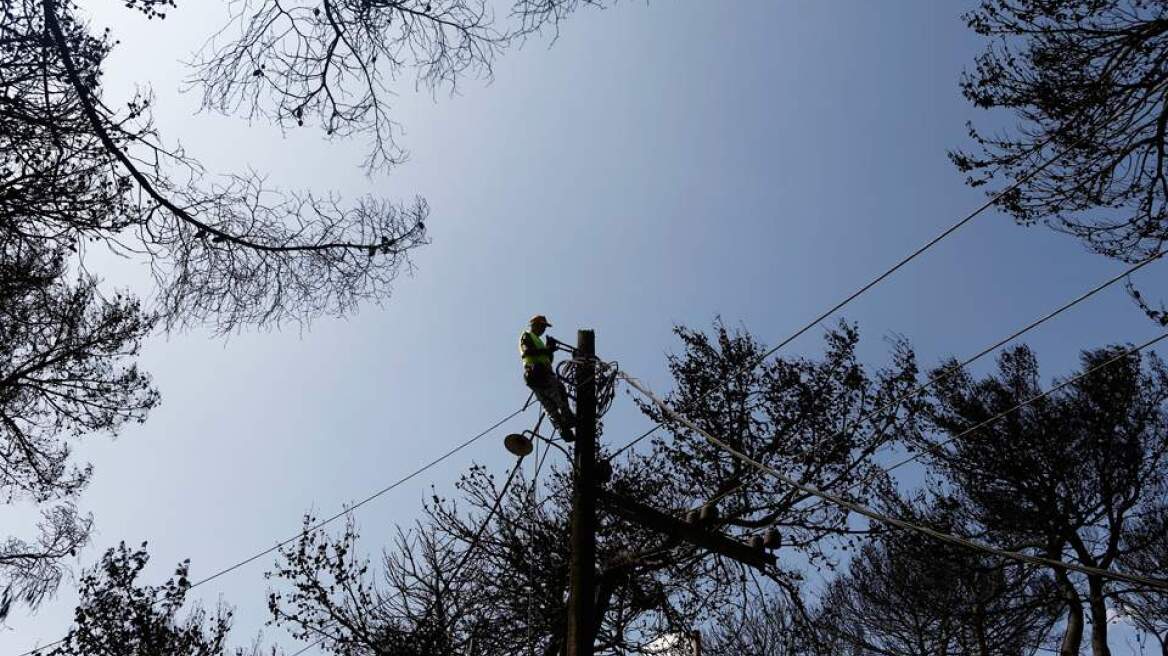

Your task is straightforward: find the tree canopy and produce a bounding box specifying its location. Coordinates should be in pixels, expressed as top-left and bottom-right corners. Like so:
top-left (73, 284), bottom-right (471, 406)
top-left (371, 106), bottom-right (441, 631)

top-left (0, 0), bottom-right (604, 616)
top-left (955, 1), bottom-right (1168, 266)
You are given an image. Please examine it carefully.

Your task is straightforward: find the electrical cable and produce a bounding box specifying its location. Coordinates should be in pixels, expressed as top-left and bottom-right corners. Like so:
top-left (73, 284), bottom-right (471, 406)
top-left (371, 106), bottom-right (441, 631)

top-left (602, 85), bottom-right (1168, 461)
top-left (609, 425), bottom-right (661, 461)
top-left (189, 406), bottom-right (529, 591)
top-left (863, 333), bottom-right (1168, 498)
top-left (694, 251), bottom-right (1165, 510)
top-left (736, 333), bottom-right (1168, 539)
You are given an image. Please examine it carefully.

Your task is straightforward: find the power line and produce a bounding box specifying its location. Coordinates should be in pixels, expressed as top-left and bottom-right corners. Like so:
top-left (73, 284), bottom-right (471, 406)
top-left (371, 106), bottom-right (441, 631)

top-left (548, 247), bottom-right (1168, 527)
top-left (262, 255), bottom-right (1161, 653)
top-left (739, 332), bottom-right (1168, 538)
top-left (608, 424), bottom-right (660, 460)
top-left (618, 336), bottom-right (1168, 591)
top-left (13, 404), bottom-right (531, 656)
top-left (191, 404), bottom-right (529, 591)
top-left (607, 90), bottom-right (1166, 462)
top-left (868, 333), bottom-right (1168, 494)
top-left (693, 251), bottom-right (1164, 509)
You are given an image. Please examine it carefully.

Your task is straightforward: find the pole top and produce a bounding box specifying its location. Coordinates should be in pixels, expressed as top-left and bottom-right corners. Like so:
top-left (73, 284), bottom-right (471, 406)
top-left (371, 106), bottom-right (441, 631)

top-left (577, 329), bottom-right (595, 352)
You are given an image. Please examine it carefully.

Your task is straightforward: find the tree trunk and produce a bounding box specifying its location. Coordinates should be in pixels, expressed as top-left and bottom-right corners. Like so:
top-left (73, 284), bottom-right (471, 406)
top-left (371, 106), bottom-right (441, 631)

top-left (1086, 575), bottom-right (1112, 656)
top-left (1055, 570), bottom-right (1084, 656)
top-left (974, 600), bottom-right (989, 656)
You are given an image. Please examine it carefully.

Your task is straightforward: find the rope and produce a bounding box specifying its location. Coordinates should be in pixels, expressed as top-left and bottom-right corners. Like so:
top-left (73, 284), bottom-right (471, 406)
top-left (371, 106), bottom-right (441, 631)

top-left (617, 344), bottom-right (1168, 591)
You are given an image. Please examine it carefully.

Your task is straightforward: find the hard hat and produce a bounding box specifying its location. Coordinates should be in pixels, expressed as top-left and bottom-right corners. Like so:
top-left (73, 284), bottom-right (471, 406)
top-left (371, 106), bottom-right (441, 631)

top-left (529, 314), bottom-right (551, 327)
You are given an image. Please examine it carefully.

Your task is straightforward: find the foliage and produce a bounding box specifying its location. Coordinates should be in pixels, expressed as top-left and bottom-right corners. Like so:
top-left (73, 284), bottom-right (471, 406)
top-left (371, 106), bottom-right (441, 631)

top-left (811, 498), bottom-right (1057, 656)
top-left (0, 233), bottom-right (153, 615)
top-left (191, 0), bottom-right (610, 171)
top-left (638, 321), bottom-right (922, 576)
top-left (919, 344), bottom-right (1168, 655)
top-left (1117, 505), bottom-right (1168, 656)
top-left (954, 1), bottom-right (1168, 265)
top-left (266, 322), bottom-right (925, 654)
top-left (0, 0), bottom-right (615, 616)
top-left (34, 542), bottom-right (264, 656)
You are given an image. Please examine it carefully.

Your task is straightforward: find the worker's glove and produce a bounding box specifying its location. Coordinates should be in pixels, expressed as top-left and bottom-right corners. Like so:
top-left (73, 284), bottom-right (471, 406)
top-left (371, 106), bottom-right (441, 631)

top-left (546, 336), bottom-right (558, 351)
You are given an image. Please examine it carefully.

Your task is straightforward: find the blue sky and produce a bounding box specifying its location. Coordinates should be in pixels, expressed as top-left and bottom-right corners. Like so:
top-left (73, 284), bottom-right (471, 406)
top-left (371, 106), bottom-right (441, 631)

top-left (3, 1), bottom-right (1164, 654)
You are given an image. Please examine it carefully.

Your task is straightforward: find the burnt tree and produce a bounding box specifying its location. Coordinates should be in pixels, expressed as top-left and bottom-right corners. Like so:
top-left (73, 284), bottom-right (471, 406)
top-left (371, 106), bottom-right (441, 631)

top-left (955, 1), bottom-right (1168, 267)
top-left (919, 344), bottom-right (1168, 656)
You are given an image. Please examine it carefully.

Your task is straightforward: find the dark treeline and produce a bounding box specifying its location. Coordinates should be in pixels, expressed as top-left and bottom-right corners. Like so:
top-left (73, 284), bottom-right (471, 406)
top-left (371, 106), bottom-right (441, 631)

top-left (257, 326), bottom-right (1168, 656)
top-left (42, 323), bottom-right (1168, 655)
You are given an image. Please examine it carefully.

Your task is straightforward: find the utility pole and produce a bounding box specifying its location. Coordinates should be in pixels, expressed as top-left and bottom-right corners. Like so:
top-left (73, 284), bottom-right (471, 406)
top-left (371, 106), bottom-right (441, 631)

top-left (562, 329), bottom-right (770, 656)
top-left (566, 329), bottom-right (597, 656)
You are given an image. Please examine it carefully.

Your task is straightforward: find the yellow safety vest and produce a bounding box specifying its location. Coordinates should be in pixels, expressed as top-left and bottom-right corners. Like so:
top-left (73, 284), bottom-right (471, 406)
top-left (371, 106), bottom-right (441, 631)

top-left (520, 331), bottom-right (552, 368)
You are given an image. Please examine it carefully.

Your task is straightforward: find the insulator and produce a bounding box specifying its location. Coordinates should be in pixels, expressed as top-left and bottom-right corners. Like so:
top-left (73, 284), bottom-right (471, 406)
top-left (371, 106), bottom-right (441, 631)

top-left (763, 528), bottom-right (780, 549)
top-left (699, 504), bottom-right (718, 522)
top-left (685, 510), bottom-right (699, 524)
top-left (748, 535), bottom-right (764, 550)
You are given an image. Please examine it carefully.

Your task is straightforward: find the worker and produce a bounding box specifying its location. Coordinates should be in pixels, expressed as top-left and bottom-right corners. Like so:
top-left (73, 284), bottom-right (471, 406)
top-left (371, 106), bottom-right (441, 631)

top-left (519, 315), bottom-right (576, 441)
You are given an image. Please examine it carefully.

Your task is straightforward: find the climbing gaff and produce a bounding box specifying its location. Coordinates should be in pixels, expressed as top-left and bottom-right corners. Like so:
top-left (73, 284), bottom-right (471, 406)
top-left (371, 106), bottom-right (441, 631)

top-left (504, 432), bottom-right (535, 457)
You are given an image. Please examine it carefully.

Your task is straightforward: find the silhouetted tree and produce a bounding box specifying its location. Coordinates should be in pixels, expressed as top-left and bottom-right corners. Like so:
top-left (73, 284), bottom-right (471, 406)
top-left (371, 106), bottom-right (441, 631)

top-left (954, 1), bottom-right (1168, 269)
top-left (811, 498), bottom-right (1057, 656)
top-left (191, 0), bottom-right (611, 171)
top-left (266, 322), bottom-right (924, 655)
top-left (9, 0), bottom-right (430, 333)
top-left (0, 0), bottom-right (424, 614)
top-left (918, 344), bottom-right (1168, 656)
top-left (703, 592), bottom-right (812, 656)
top-left (0, 233), bottom-right (152, 616)
top-left (2, 0), bottom-right (609, 614)
top-left (637, 322), bottom-right (922, 580)
top-left (32, 542), bottom-right (265, 656)
top-left (1117, 503), bottom-right (1168, 655)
